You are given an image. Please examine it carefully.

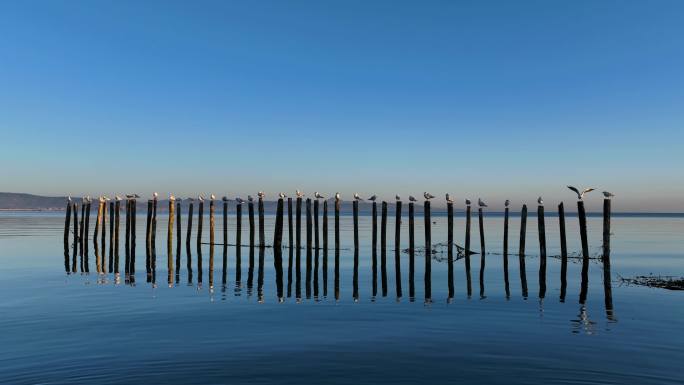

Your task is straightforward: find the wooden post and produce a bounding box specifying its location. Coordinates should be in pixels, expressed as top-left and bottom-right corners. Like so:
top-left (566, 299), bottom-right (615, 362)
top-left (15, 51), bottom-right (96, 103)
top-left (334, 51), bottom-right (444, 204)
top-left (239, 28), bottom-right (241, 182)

top-left (381, 201), bottom-right (388, 296)
top-left (210, 196), bottom-right (215, 246)
top-left (314, 198), bottom-right (320, 298)
top-left (478, 206), bottom-right (485, 298)
top-left (288, 197), bottom-right (293, 250)
top-left (558, 202), bottom-right (567, 302)
top-left (334, 197), bottom-right (340, 300)
top-left (114, 199), bottom-right (120, 274)
top-left (394, 199), bottom-right (402, 298)
top-left (186, 200), bottom-right (194, 246)
top-left (274, 198), bottom-right (285, 300)
top-left (323, 200), bottom-right (328, 297)
top-left (168, 197), bottom-right (175, 280)
top-left (209, 241), bottom-right (215, 290)
top-left (248, 199), bottom-right (255, 248)
top-left (306, 198), bottom-right (312, 298)
top-left (84, 199), bottom-right (91, 256)
top-left (537, 203), bottom-right (546, 299)
top-left (257, 243), bottom-right (264, 302)
top-left (223, 198), bottom-right (228, 247)
top-left (176, 200), bottom-right (181, 282)
top-left (503, 205), bottom-right (510, 298)
top-left (447, 201), bottom-right (454, 298)
top-left (79, 201), bottom-right (85, 257)
top-left (408, 201), bottom-right (415, 300)
top-left (130, 198), bottom-right (136, 275)
top-left (465, 203), bottom-right (471, 297)
top-left (424, 199), bottom-right (431, 302)
top-left (578, 200), bottom-right (589, 304)
top-left (101, 199), bottom-right (107, 273)
top-left (197, 198), bottom-right (204, 250)
top-left (94, 198), bottom-right (102, 251)
top-left (602, 197), bottom-right (614, 319)
top-left (295, 197), bottom-right (301, 298)
top-left (109, 200), bottom-right (114, 272)
top-left (372, 200), bottom-right (378, 298)
top-left (64, 199), bottom-right (72, 252)
top-left (72, 202), bottom-right (78, 272)
top-left (353, 200), bottom-right (359, 300)
top-left (145, 200), bottom-right (153, 274)
top-left (125, 199), bottom-right (130, 274)
top-left (314, 199), bottom-right (320, 250)
top-left (258, 196), bottom-right (265, 248)
top-left (235, 202), bottom-right (242, 288)
top-left (518, 204), bottom-right (528, 298)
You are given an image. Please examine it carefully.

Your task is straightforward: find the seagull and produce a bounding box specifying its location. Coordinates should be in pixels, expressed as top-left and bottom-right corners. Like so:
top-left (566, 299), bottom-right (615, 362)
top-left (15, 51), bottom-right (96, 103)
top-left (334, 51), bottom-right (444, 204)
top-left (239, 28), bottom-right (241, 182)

top-left (247, 195), bottom-right (254, 202)
top-left (279, 192), bottom-right (287, 199)
top-left (602, 191), bottom-right (615, 198)
top-left (296, 190), bottom-right (304, 198)
top-left (505, 199), bottom-right (510, 207)
top-left (478, 198), bottom-right (487, 207)
top-left (115, 195), bottom-right (122, 201)
top-left (567, 186), bottom-right (595, 200)
top-left (86, 196), bottom-right (92, 203)
top-left (222, 196), bottom-right (228, 202)
top-left (368, 194), bottom-right (377, 201)
top-left (395, 194), bottom-right (401, 201)
top-left (314, 192), bottom-right (325, 199)
top-left (354, 193), bottom-right (363, 201)
top-left (465, 198), bottom-right (471, 205)
top-left (210, 194), bottom-right (216, 200)
top-left (153, 192), bottom-right (158, 200)
top-left (446, 193), bottom-right (454, 203)
top-left (170, 194), bottom-right (176, 201)
top-left (99, 196), bottom-right (106, 203)
top-left (335, 192), bottom-right (341, 201)
top-left (409, 195), bottom-right (417, 202)
top-left (104, 196), bottom-right (111, 201)
top-left (235, 197), bottom-right (245, 204)
top-left (186, 197), bottom-right (194, 202)
top-left (198, 195), bottom-right (205, 202)
top-left (537, 196), bottom-right (543, 205)
top-left (423, 192), bottom-right (435, 200)
top-left (258, 191), bottom-right (265, 199)
top-left (67, 196), bottom-right (72, 202)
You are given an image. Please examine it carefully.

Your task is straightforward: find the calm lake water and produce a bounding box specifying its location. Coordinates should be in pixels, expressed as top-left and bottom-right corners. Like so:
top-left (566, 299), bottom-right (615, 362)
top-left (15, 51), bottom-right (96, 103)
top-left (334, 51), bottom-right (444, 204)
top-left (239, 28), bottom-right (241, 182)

top-left (1, 206), bottom-right (683, 384)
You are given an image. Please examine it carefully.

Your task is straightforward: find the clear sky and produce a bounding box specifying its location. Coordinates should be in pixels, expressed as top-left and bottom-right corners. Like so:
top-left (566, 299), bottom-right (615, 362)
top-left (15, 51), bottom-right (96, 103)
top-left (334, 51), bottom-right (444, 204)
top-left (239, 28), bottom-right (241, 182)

top-left (1, 0), bottom-right (682, 211)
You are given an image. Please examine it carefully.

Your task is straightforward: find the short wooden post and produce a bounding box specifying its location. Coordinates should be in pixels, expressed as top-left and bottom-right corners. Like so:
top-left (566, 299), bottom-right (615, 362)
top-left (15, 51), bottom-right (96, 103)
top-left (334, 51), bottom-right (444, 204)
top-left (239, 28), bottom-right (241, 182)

top-left (602, 197), bottom-right (614, 319)
top-left (248, 199), bottom-right (255, 247)
top-left (210, 196), bottom-right (215, 246)
top-left (223, 198), bottom-right (228, 246)
top-left (334, 197), bottom-right (340, 300)
top-left (518, 204), bottom-right (528, 298)
top-left (109, 200), bottom-right (115, 272)
top-left (353, 200), bottom-right (359, 300)
top-left (64, 199), bottom-right (72, 251)
top-left (114, 199), bottom-right (120, 273)
top-left (578, 200), bottom-right (589, 304)
top-left (168, 197), bottom-right (175, 279)
top-left (478, 206), bottom-right (486, 298)
top-left (306, 198), bottom-right (312, 298)
top-left (537, 202), bottom-right (546, 299)
top-left (447, 201), bottom-right (454, 298)
top-left (394, 199), bottom-right (402, 298)
top-left (372, 200), bottom-right (378, 298)
top-left (197, 198), bottom-right (204, 250)
top-left (558, 202), bottom-right (568, 302)
top-left (503, 205), bottom-right (510, 298)
top-left (424, 199), bottom-right (432, 302)
top-left (295, 197), bottom-right (301, 298)
top-left (381, 201), bottom-right (388, 296)
top-left (408, 201), bottom-right (415, 300)
top-left (186, 200), bottom-right (194, 246)
top-left (258, 196), bottom-right (265, 248)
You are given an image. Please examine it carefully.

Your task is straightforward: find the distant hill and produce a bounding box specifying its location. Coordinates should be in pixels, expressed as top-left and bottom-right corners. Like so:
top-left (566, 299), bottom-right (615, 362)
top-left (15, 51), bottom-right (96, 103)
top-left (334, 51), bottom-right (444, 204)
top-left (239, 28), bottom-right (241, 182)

top-left (0, 192), bottom-right (71, 210)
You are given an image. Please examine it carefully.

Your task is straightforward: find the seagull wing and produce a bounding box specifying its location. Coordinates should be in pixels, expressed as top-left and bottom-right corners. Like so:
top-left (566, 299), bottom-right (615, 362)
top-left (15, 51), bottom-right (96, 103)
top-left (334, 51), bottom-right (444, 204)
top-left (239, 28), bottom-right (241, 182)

top-left (567, 186), bottom-right (581, 200)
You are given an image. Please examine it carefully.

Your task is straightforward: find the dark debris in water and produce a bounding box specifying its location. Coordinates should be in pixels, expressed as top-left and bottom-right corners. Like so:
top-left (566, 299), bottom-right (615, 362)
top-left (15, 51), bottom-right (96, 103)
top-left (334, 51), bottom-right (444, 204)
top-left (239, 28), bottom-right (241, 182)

top-left (619, 274), bottom-right (684, 291)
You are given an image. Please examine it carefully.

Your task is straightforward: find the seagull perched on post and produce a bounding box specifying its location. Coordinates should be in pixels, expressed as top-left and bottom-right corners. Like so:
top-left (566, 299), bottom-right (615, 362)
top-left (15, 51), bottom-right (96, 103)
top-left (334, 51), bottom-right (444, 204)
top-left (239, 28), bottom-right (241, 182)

top-left (235, 197), bottom-right (245, 204)
top-left (169, 194), bottom-right (176, 201)
top-left (295, 190), bottom-right (304, 198)
top-left (258, 191), bottom-right (265, 199)
top-left (153, 192), bottom-right (158, 200)
top-left (446, 193), bottom-right (454, 203)
top-left (537, 197), bottom-right (543, 205)
top-left (279, 192), bottom-right (287, 199)
top-left (478, 198), bottom-right (487, 207)
top-left (247, 195), bottom-right (254, 202)
top-left (67, 196), bottom-right (72, 203)
top-left (567, 186), bottom-right (595, 200)
top-left (423, 192), bottom-right (435, 200)
top-left (115, 195), bottom-right (122, 201)
top-left (602, 191), bottom-right (615, 199)
top-left (505, 199), bottom-right (510, 207)
top-left (368, 194), bottom-right (377, 201)
top-left (335, 192), bottom-right (341, 201)
top-left (354, 193), bottom-right (363, 201)
top-left (314, 192), bottom-right (325, 199)
top-left (408, 195), bottom-right (417, 202)
top-left (465, 198), bottom-right (471, 206)
top-left (210, 194), bottom-right (216, 200)
top-left (395, 194), bottom-right (401, 201)
top-left (198, 195), bottom-right (205, 202)
top-left (222, 196), bottom-right (228, 202)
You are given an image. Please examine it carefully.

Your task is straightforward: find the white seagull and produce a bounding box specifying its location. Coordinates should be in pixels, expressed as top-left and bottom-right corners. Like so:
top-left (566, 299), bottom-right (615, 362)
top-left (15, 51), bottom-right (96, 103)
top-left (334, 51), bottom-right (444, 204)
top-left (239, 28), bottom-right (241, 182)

top-left (423, 192), bottom-right (435, 200)
top-left (279, 192), bottom-right (287, 199)
top-left (335, 192), bottom-right (341, 201)
top-left (210, 194), bottom-right (216, 200)
top-left (258, 191), bottom-right (265, 199)
top-left (567, 186), bottom-right (595, 200)
top-left (235, 197), bottom-right (245, 204)
top-left (537, 196), bottom-right (543, 205)
top-left (446, 193), bottom-right (454, 203)
top-left (354, 193), bottom-right (363, 201)
top-left (602, 191), bottom-right (615, 198)
top-left (368, 194), bottom-right (377, 201)
top-left (408, 195), bottom-right (417, 202)
top-left (395, 194), bottom-right (401, 201)
top-left (115, 195), bottom-right (122, 201)
top-left (153, 192), bottom-right (158, 200)
top-left (169, 194), bottom-right (176, 201)
top-left (505, 199), bottom-right (510, 207)
top-left (478, 198), bottom-right (487, 207)
top-left (296, 190), bottom-right (304, 198)
top-left (198, 195), bottom-right (205, 202)
top-left (247, 195), bottom-right (254, 202)
top-left (465, 198), bottom-right (471, 205)
top-left (314, 192), bottom-right (325, 199)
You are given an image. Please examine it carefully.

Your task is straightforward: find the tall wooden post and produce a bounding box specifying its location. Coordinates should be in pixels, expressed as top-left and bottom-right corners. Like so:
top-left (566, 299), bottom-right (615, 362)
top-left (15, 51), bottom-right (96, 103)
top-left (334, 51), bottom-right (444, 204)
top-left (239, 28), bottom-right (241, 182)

top-left (603, 197), bottom-right (614, 319)
top-left (334, 196), bottom-right (340, 300)
top-left (72, 202), bottom-right (78, 272)
top-left (145, 200), bottom-right (153, 275)
top-left (424, 199), bottom-right (432, 302)
top-left (274, 198), bottom-right (285, 301)
top-left (176, 200), bottom-right (181, 282)
top-left (186, 200), bottom-right (194, 246)
top-left (503, 205), bottom-right (510, 298)
top-left (465, 203), bottom-right (472, 297)
top-left (197, 198), bottom-right (204, 250)
top-left (314, 199), bottom-right (320, 250)
top-left (537, 202), bottom-right (546, 299)
top-left (84, 199), bottom-right (91, 256)
top-left (447, 201), bottom-right (454, 298)
top-left (322, 200), bottom-right (328, 297)
top-left (80, 201), bottom-right (86, 257)
top-left (478, 206), bottom-right (486, 298)
top-left (235, 202), bottom-right (242, 288)
top-left (130, 198), bottom-right (136, 275)
top-left (101, 199), bottom-right (107, 273)
top-left (306, 198), bottom-right (312, 298)
top-left (518, 204), bottom-right (528, 298)
top-left (295, 197), bottom-right (301, 298)
top-left (578, 200), bottom-right (589, 304)
top-left (394, 199), bottom-right (402, 298)
top-left (381, 201), bottom-right (388, 296)
top-left (168, 197), bottom-right (175, 280)
top-left (109, 200), bottom-right (115, 272)
top-left (222, 198), bottom-right (228, 247)
top-left (114, 199), bottom-right (120, 274)
top-left (408, 201), bottom-right (415, 300)
top-left (258, 196), bottom-right (265, 248)
top-left (372, 200), bottom-right (378, 298)
top-left (64, 199), bottom-right (72, 252)
top-left (125, 199), bottom-right (130, 274)
top-left (210, 196), bottom-right (215, 246)
top-left (353, 200), bottom-right (359, 300)
top-left (558, 202), bottom-right (567, 302)
top-left (248, 199), bottom-right (255, 248)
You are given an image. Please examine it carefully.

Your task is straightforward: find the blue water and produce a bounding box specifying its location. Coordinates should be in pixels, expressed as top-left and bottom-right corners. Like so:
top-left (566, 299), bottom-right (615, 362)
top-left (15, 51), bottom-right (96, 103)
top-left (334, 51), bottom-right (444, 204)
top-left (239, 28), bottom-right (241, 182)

top-left (1, 207), bottom-right (683, 384)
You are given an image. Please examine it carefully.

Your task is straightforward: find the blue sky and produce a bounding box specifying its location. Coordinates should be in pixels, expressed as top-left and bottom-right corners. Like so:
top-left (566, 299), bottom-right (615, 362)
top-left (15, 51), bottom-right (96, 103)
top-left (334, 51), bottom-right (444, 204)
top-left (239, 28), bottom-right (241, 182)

top-left (1, 0), bottom-right (682, 211)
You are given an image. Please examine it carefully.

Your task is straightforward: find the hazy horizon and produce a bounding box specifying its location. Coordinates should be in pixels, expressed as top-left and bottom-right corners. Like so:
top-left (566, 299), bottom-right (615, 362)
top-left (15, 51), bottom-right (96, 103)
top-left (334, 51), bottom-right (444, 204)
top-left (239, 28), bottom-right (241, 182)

top-left (1, 1), bottom-right (683, 212)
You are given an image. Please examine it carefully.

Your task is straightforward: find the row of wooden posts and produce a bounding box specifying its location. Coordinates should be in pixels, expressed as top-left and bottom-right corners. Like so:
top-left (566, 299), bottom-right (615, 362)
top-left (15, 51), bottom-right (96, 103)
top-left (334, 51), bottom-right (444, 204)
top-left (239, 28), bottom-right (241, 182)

top-left (62, 196), bottom-right (612, 304)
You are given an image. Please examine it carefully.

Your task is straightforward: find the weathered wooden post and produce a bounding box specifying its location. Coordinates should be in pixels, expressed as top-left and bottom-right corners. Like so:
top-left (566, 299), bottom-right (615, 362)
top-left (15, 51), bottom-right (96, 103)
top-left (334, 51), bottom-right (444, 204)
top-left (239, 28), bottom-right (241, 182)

top-left (372, 199), bottom-right (378, 298)
top-left (258, 194), bottom-right (265, 248)
top-left (186, 199), bottom-right (194, 246)
top-left (447, 199), bottom-right (454, 298)
top-left (603, 194), bottom-right (614, 319)
top-left (323, 199), bottom-right (328, 297)
top-left (353, 199), bottom-right (359, 251)
top-left (209, 240), bottom-right (215, 290)
top-left (64, 198), bottom-right (72, 252)
top-left (84, 198), bottom-right (91, 255)
top-left (314, 198), bottom-right (320, 250)
top-left (424, 198), bottom-right (432, 302)
top-left (109, 200), bottom-right (115, 272)
top-left (197, 196), bottom-right (205, 250)
top-left (130, 197), bottom-right (136, 275)
top-left (114, 198), bottom-right (120, 274)
top-left (464, 201), bottom-right (472, 297)
top-left (210, 195), bottom-right (216, 246)
top-left (248, 197), bottom-right (255, 248)
top-left (353, 199), bottom-right (359, 300)
top-left (72, 202), bottom-right (78, 272)
top-left (558, 202), bottom-right (567, 302)
top-left (176, 199), bottom-right (181, 283)
top-left (478, 203), bottom-right (486, 298)
top-left (408, 200), bottom-right (415, 300)
top-left (578, 199), bottom-right (589, 304)
top-left (394, 198), bottom-right (402, 298)
top-left (101, 198), bottom-right (107, 273)
top-left (235, 200), bottom-right (242, 289)
top-left (306, 198), bottom-right (312, 298)
top-left (274, 197), bottom-right (285, 300)
top-left (168, 196), bottom-right (175, 280)
top-left (381, 201), bottom-right (388, 296)
top-left (295, 195), bottom-right (302, 298)
top-left (79, 200), bottom-right (86, 257)
top-left (222, 197), bottom-right (228, 247)
top-left (145, 199), bottom-right (153, 273)
top-left (503, 202), bottom-right (510, 298)
top-left (314, 196), bottom-right (320, 298)
top-left (518, 204), bottom-right (528, 298)
top-left (94, 197), bottom-right (103, 249)
top-left (334, 194), bottom-right (340, 300)
top-left (125, 199), bottom-right (131, 274)
top-left (537, 199), bottom-right (546, 299)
